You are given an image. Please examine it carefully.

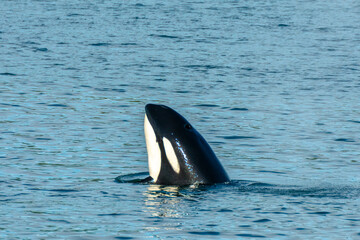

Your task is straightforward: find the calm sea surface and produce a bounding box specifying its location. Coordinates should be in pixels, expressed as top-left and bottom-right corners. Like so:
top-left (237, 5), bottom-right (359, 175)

top-left (1, 0), bottom-right (360, 239)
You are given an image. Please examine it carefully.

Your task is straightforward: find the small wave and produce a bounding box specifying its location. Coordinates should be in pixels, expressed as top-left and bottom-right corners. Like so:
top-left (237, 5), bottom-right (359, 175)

top-left (89, 43), bottom-right (111, 47)
top-left (221, 136), bottom-right (258, 140)
top-left (188, 231), bottom-right (220, 236)
top-left (230, 107), bottom-right (249, 111)
top-left (94, 88), bottom-right (126, 93)
top-left (0, 72), bottom-right (17, 76)
top-left (334, 138), bottom-right (356, 142)
top-left (34, 47), bottom-right (48, 52)
top-left (194, 104), bottom-right (219, 108)
top-left (47, 103), bottom-right (70, 108)
top-left (115, 172), bottom-right (152, 184)
top-left (149, 34), bottom-right (180, 39)
top-left (183, 64), bottom-right (228, 69)
top-left (232, 180), bottom-right (360, 199)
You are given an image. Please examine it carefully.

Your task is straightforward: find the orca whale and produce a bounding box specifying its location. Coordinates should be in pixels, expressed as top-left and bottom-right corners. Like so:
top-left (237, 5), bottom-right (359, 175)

top-left (144, 104), bottom-right (230, 185)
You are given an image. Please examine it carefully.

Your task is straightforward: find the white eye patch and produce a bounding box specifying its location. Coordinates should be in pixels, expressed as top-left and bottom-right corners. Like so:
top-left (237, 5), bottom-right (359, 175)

top-left (144, 114), bottom-right (161, 181)
top-left (163, 137), bottom-right (180, 174)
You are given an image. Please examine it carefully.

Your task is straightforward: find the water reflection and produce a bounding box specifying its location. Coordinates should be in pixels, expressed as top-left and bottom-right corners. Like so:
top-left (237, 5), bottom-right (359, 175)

top-left (143, 184), bottom-right (191, 218)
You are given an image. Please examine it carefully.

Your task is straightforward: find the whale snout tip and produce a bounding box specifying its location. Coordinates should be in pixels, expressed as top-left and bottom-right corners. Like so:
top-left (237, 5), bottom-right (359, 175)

top-left (145, 103), bottom-right (169, 112)
top-left (145, 103), bottom-right (155, 110)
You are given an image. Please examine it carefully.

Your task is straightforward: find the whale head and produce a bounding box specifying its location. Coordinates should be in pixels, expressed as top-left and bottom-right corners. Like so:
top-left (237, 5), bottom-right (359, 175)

top-left (144, 104), bottom-right (229, 185)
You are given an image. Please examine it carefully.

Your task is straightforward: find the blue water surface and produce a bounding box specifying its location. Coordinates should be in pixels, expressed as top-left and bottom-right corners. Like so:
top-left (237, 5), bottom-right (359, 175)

top-left (1, 0), bottom-right (360, 239)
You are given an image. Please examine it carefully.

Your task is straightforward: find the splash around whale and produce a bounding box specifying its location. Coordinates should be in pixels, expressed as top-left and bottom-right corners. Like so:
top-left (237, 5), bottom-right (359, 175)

top-left (115, 104), bottom-right (360, 199)
top-left (143, 103), bottom-right (230, 185)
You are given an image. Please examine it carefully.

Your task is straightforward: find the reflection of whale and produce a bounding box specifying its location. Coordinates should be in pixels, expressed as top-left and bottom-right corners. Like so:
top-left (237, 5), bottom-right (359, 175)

top-left (144, 185), bottom-right (183, 218)
top-left (144, 104), bottom-right (230, 185)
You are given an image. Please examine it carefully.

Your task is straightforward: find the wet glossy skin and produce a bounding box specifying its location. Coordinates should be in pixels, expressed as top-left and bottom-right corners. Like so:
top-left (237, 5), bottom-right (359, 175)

top-left (145, 104), bottom-right (230, 185)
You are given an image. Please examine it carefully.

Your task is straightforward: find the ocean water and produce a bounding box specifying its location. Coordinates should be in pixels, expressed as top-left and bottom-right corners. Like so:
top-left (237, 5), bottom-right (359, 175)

top-left (1, 0), bottom-right (360, 239)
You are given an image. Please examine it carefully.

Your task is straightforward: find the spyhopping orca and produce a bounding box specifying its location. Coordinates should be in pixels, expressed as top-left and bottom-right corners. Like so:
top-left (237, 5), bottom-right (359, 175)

top-left (144, 104), bottom-right (230, 185)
